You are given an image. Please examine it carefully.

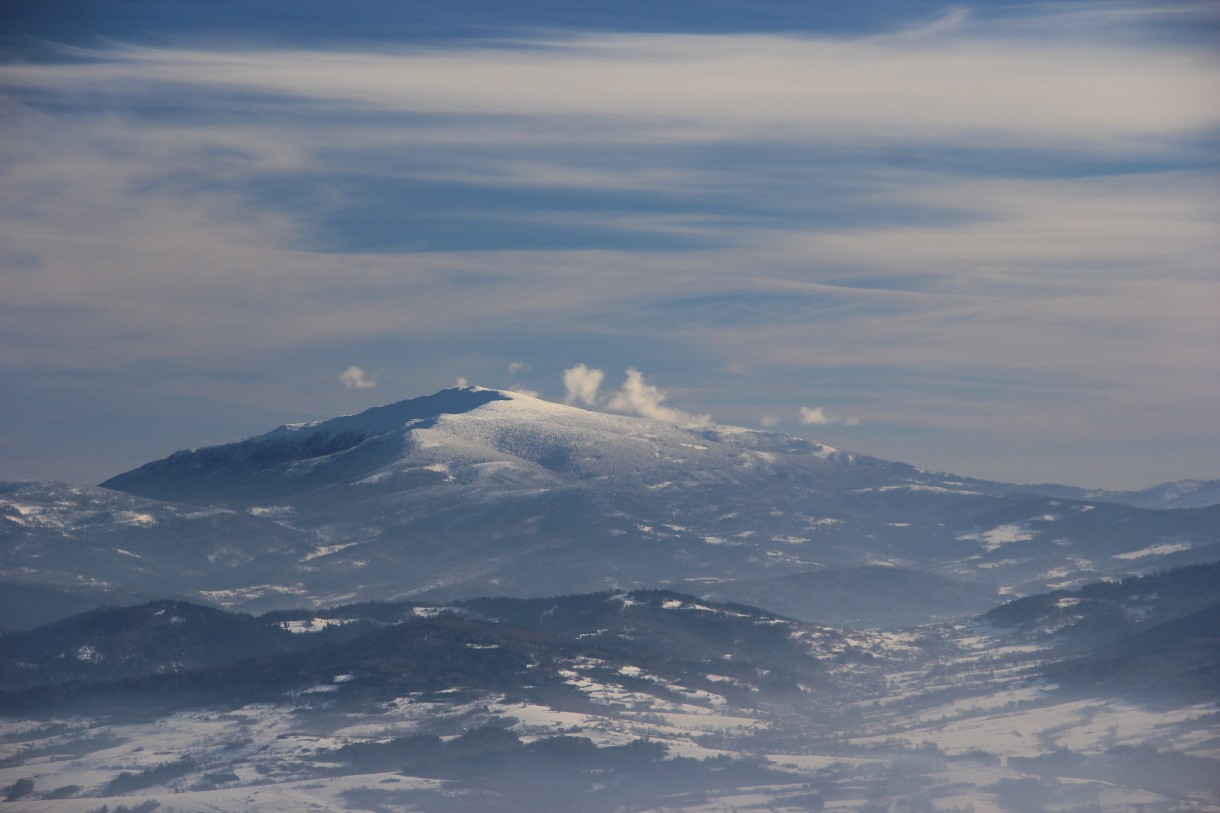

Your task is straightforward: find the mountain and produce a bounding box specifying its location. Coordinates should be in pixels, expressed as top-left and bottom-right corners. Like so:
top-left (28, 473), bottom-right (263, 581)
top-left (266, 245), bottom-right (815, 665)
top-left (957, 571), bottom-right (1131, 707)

top-left (1027, 478), bottom-right (1220, 510)
top-left (981, 561), bottom-right (1220, 651)
top-left (0, 600), bottom-right (306, 691)
top-left (978, 563), bottom-right (1220, 702)
top-left (5, 388), bottom-right (1217, 620)
top-left (1043, 602), bottom-right (1220, 701)
top-left (0, 590), bottom-right (830, 718)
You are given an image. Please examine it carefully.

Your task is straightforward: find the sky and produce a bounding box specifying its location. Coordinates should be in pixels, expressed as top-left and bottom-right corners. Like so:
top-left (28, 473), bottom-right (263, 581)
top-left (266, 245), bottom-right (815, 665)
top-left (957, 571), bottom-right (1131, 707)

top-left (1, 1), bottom-right (1218, 490)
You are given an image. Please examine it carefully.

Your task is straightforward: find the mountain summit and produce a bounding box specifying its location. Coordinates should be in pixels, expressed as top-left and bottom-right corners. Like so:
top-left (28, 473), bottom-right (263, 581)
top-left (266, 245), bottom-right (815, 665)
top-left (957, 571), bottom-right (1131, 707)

top-left (101, 386), bottom-right (911, 504)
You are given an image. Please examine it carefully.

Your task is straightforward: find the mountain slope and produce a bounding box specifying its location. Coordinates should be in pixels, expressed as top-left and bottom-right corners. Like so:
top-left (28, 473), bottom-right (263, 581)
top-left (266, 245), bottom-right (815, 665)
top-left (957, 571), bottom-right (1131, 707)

top-left (0, 600), bottom-right (304, 691)
top-left (0, 590), bottom-right (832, 718)
top-left (100, 388), bottom-right (511, 502)
top-left (0, 481), bottom-right (315, 598)
top-left (981, 561), bottom-right (1220, 651)
top-left (1043, 603), bottom-right (1220, 701)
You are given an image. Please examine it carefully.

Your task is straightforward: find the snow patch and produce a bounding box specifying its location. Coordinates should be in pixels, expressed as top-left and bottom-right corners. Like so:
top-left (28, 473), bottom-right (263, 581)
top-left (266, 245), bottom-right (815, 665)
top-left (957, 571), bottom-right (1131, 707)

top-left (1114, 542), bottom-right (1192, 560)
top-left (280, 617), bottom-right (360, 634)
top-left (958, 523), bottom-right (1035, 552)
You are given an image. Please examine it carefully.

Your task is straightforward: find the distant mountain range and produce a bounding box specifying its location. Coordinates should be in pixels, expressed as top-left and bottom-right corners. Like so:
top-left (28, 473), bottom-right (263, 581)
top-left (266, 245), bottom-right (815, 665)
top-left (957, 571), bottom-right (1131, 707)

top-left (2, 528), bottom-right (1217, 810)
top-left (3, 387), bottom-right (1217, 626)
top-left (11, 564), bottom-right (1215, 715)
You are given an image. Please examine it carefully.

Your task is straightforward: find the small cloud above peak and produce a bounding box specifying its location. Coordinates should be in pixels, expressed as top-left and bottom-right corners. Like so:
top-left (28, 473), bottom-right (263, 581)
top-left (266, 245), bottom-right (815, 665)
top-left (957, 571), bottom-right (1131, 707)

top-left (607, 368), bottom-right (710, 427)
top-left (339, 366), bottom-right (377, 389)
top-left (562, 364), bottom-right (711, 427)
top-left (799, 406), bottom-right (833, 425)
top-left (800, 405), bottom-right (860, 427)
top-left (563, 364), bottom-right (605, 406)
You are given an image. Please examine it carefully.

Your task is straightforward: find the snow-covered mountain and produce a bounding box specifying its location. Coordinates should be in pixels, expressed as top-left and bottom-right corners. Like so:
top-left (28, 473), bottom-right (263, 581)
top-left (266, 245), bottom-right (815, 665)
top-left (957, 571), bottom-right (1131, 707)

top-left (100, 386), bottom-right (926, 502)
top-left (5, 388), bottom-right (1218, 617)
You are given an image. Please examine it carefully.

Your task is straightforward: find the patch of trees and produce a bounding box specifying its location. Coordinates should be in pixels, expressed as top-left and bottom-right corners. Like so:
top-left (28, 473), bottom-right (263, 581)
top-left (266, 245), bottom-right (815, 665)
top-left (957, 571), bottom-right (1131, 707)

top-left (103, 758), bottom-right (195, 795)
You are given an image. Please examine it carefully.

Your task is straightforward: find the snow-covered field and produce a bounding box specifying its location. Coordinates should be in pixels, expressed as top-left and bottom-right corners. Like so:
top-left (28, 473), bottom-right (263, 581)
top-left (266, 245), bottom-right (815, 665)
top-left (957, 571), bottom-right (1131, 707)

top-left (2, 617), bottom-right (1216, 813)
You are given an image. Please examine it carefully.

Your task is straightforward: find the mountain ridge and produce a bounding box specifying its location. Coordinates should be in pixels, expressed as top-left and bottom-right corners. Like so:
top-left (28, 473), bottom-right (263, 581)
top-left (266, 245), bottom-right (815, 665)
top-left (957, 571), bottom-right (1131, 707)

top-left (5, 387), bottom-right (1217, 620)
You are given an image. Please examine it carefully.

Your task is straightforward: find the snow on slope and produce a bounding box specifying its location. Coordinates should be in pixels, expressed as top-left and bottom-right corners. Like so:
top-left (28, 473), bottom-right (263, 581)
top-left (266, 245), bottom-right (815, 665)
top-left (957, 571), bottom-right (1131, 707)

top-left (349, 388), bottom-right (859, 490)
top-left (101, 387), bottom-right (877, 503)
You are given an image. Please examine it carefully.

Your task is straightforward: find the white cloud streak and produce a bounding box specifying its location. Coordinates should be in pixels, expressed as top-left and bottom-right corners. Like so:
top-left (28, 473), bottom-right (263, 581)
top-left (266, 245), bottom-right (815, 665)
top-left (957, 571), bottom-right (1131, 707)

top-left (5, 27), bottom-right (1215, 151)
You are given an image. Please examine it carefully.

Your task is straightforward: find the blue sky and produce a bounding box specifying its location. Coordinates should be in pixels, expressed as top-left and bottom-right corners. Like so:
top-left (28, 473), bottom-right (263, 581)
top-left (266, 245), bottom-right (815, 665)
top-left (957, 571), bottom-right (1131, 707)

top-left (2, 1), bottom-right (1218, 489)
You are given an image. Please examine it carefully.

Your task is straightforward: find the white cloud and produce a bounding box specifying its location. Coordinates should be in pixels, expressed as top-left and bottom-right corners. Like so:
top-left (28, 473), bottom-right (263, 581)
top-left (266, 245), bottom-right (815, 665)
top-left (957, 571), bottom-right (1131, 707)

top-left (339, 366), bottom-right (377, 389)
top-left (799, 406), bottom-right (833, 425)
top-left (561, 365), bottom-right (711, 426)
top-left (563, 364), bottom-right (605, 406)
top-left (759, 415), bottom-right (779, 427)
top-left (800, 406), bottom-right (859, 427)
top-left (456, 376), bottom-right (469, 388)
top-left (507, 361), bottom-right (529, 375)
top-left (606, 368), bottom-right (711, 426)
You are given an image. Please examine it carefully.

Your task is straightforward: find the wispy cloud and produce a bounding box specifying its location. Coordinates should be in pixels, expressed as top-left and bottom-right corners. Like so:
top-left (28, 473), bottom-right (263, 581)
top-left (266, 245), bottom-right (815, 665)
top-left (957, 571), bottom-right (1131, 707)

top-left (8, 25), bottom-right (1215, 151)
